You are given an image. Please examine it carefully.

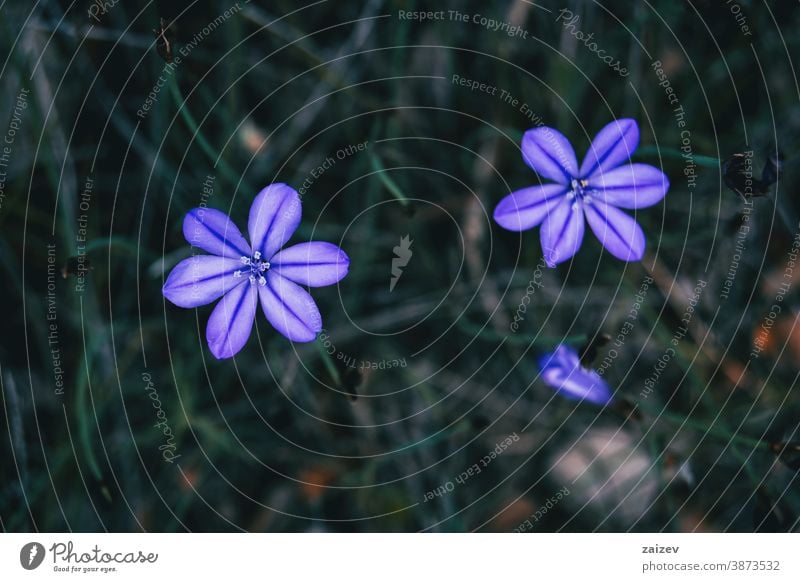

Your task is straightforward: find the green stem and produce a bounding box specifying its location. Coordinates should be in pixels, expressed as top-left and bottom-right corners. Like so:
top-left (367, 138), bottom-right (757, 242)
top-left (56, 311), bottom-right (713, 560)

top-left (369, 152), bottom-right (410, 206)
top-left (641, 405), bottom-right (768, 450)
top-left (456, 317), bottom-right (586, 348)
top-left (636, 145), bottom-right (721, 168)
top-left (315, 341), bottom-right (342, 386)
top-left (167, 77), bottom-right (241, 187)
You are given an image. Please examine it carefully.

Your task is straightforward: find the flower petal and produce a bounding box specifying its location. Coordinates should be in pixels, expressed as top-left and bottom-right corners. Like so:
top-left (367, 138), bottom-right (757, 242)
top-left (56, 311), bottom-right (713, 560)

top-left (182, 208), bottom-right (250, 258)
top-left (258, 271), bottom-right (322, 342)
top-left (521, 127), bottom-right (579, 184)
top-left (493, 184), bottom-right (567, 231)
top-left (163, 255), bottom-right (246, 308)
top-left (248, 183), bottom-right (302, 259)
top-left (579, 118), bottom-right (639, 179)
top-left (540, 197), bottom-right (585, 267)
top-left (206, 279), bottom-right (258, 359)
top-left (588, 163), bottom-right (669, 209)
top-left (539, 346), bottom-right (613, 405)
top-left (551, 343), bottom-right (580, 370)
top-left (584, 201), bottom-right (645, 262)
top-left (270, 242), bottom-right (350, 287)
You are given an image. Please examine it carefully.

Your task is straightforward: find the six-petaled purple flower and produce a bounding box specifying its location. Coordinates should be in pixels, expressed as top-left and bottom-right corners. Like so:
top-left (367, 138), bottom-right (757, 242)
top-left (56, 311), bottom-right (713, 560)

top-left (538, 344), bottom-right (613, 405)
top-left (494, 119), bottom-right (669, 267)
top-left (163, 183), bottom-right (349, 359)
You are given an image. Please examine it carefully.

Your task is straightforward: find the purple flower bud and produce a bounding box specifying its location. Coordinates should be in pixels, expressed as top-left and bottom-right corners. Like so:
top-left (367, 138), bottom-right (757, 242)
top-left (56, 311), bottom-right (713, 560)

top-left (538, 344), bottom-right (613, 405)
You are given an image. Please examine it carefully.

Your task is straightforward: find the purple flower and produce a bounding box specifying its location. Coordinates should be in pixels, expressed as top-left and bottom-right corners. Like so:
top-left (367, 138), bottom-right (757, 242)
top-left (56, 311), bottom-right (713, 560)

top-left (494, 119), bottom-right (669, 267)
top-left (162, 183), bottom-right (349, 359)
top-left (538, 344), bottom-right (613, 405)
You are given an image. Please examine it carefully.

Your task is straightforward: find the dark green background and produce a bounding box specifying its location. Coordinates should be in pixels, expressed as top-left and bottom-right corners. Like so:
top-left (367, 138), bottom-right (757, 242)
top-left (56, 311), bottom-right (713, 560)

top-left (1, 0), bottom-right (799, 532)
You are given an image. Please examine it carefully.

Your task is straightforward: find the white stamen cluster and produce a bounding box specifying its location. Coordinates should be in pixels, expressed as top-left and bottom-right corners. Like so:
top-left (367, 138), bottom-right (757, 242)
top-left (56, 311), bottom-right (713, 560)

top-left (234, 252), bottom-right (270, 286)
top-left (567, 178), bottom-right (592, 210)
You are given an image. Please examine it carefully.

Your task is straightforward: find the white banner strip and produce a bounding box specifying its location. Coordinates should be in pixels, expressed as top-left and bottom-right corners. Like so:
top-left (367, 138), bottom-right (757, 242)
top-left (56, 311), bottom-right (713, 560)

top-left (1, 533), bottom-right (797, 581)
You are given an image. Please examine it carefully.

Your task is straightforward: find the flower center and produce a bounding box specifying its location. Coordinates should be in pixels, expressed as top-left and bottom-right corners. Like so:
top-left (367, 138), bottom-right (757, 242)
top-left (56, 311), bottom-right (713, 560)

top-left (566, 178), bottom-right (592, 210)
top-left (233, 251), bottom-right (270, 286)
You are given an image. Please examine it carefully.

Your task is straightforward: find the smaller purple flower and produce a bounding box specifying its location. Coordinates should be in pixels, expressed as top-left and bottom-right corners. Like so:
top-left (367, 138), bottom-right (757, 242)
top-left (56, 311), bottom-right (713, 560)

top-left (162, 183), bottom-right (349, 359)
top-left (494, 119), bottom-right (669, 267)
top-left (538, 344), bottom-right (613, 405)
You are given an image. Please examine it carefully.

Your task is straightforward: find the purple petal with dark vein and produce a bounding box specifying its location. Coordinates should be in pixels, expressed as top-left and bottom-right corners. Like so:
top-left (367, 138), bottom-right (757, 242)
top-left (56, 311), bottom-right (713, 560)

top-left (538, 345), bottom-right (613, 405)
top-left (579, 118), bottom-right (640, 179)
top-left (205, 279), bottom-right (258, 359)
top-left (584, 201), bottom-right (645, 262)
top-left (248, 183), bottom-right (302, 259)
top-left (493, 184), bottom-right (567, 231)
top-left (163, 255), bottom-right (246, 308)
top-left (588, 163), bottom-right (669, 209)
top-left (270, 242), bottom-right (350, 287)
top-left (539, 197), bottom-right (585, 267)
top-left (258, 271), bottom-right (322, 342)
top-left (182, 208), bottom-right (250, 258)
top-left (521, 127), bottom-right (579, 184)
